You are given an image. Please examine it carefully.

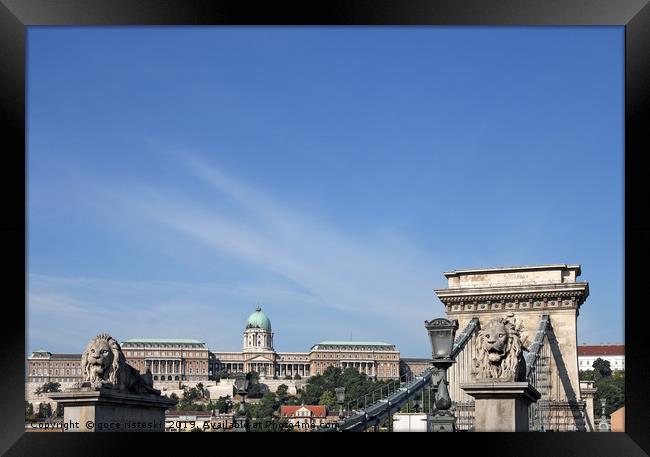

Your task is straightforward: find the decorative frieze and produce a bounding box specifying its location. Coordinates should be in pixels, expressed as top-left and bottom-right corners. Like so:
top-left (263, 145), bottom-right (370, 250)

top-left (439, 291), bottom-right (587, 315)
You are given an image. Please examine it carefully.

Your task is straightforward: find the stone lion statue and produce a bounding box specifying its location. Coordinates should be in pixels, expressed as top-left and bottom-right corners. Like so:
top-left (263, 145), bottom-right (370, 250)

top-left (80, 333), bottom-right (160, 395)
top-left (473, 314), bottom-right (527, 382)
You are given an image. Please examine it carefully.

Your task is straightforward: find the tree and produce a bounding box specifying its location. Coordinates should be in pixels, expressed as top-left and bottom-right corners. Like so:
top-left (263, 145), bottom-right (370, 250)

top-left (184, 387), bottom-right (200, 402)
top-left (177, 387), bottom-right (206, 411)
top-left (300, 365), bottom-right (388, 408)
top-left (319, 390), bottom-right (335, 408)
top-left (214, 369), bottom-right (231, 381)
top-left (25, 401), bottom-right (34, 421)
top-left (196, 382), bottom-right (206, 399)
top-left (37, 403), bottom-right (52, 419)
top-left (35, 381), bottom-right (61, 396)
top-left (579, 370), bottom-right (596, 382)
top-left (276, 384), bottom-right (289, 401)
top-left (594, 370), bottom-right (624, 416)
top-left (293, 373), bottom-right (302, 380)
top-left (167, 393), bottom-right (179, 410)
top-left (592, 358), bottom-right (612, 380)
top-left (246, 392), bottom-right (284, 432)
top-left (247, 371), bottom-right (264, 398)
top-left (214, 396), bottom-right (233, 414)
top-left (283, 374), bottom-right (293, 380)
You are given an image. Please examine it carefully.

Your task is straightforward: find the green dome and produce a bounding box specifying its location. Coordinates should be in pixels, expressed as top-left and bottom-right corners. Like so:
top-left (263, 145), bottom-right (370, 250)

top-left (246, 306), bottom-right (272, 331)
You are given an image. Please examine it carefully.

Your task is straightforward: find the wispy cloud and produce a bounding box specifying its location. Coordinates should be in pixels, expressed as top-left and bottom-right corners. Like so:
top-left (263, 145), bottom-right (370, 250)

top-left (114, 155), bottom-right (443, 320)
top-left (28, 154), bottom-right (446, 356)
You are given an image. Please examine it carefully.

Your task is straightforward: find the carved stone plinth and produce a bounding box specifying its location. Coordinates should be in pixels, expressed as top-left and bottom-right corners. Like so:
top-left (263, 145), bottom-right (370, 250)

top-left (430, 412), bottom-right (456, 432)
top-left (461, 382), bottom-right (540, 432)
top-left (49, 387), bottom-right (176, 432)
top-left (233, 415), bottom-right (248, 432)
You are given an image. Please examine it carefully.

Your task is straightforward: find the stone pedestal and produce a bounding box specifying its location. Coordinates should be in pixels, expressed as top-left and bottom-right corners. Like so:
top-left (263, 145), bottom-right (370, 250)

top-left (49, 387), bottom-right (176, 432)
top-left (430, 412), bottom-right (456, 432)
top-left (461, 382), bottom-right (540, 432)
top-left (233, 415), bottom-right (248, 432)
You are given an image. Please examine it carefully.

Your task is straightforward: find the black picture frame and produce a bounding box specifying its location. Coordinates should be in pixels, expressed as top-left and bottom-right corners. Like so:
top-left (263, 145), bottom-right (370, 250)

top-left (1, 0), bottom-right (648, 455)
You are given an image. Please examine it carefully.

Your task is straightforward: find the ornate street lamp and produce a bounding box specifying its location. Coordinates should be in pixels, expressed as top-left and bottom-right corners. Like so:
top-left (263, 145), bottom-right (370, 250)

top-left (232, 372), bottom-right (250, 432)
top-left (598, 397), bottom-right (610, 432)
top-left (424, 318), bottom-right (458, 432)
top-left (233, 373), bottom-right (250, 414)
top-left (335, 387), bottom-right (346, 419)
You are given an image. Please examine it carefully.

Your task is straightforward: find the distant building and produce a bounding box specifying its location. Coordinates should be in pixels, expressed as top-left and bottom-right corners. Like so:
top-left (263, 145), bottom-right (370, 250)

top-left (578, 344), bottom-right (625, 371)
top-left (610, 406), bottom-right (624, 432)
top-left (309, 341), bottom-right (400, 379)
top-left (400, 358), bottom-right (431, 378)
top-left (209, 307), bottom-right (401, 380)
top-left (26, 306), bottom-right (402, 393)
top-left (27, 350), bottom-right (82, 384)
top-left (27, 339), bottom-right (210, 387)
top-left (121, 338), bottom-right (209, 383)
top-left (279, 405), bottom-right (331, 431)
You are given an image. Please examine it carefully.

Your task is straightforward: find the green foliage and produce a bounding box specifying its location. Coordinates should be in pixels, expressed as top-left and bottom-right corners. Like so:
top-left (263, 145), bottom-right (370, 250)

top-left (246, 371), bottom-right (265, 398)
top-left (594, 370), bottom-right (624, 416)
top-left (246, 392), bottom-right (277, 419)
top-left (214, 395), bottom-right (234, 413)
top-left (301, 366), bottom-right (390, 411)
top-left (34, 382), bottom-right (61, 396)
top-left (276, 384), bottom-right (289, 398)
top-left (176, 386), bottom-right (209, 411)
top-left (213, 369), bottom-right (231, 381)
top-left (183, 387), bottom-right (200, 402)
top-left (167, 392), bottom-right (179, 410)
top-left (195, 383), bottom-right (206, 399)
top-left (579, 370), bottom-right (596, 381)
top-left (244, 392), bottom-right (292, 432)
top-left (283, 375), bottom-right (293, 380)
top-left (285, 396), bottom-right (302, 406)
top-left (293, 373), bottom-right (302, 380)
top-left (25, 401), bottom-right (34, 420)
top-left (319, 390), bottom-right (335, 408)
top-left (37, 402), bottom-right (52, 419)
top-left (592, 358), bottom-right (613, 380)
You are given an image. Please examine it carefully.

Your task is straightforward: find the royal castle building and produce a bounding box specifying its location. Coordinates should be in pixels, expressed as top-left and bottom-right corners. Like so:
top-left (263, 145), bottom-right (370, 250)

top-left (209, 306), bottom-right (400, 380)
top-left (27, 306), bottom-right (401, 390)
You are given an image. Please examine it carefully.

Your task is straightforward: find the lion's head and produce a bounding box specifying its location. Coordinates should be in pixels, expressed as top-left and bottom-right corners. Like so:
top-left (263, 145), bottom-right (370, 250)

top-left (474, 314), bottom-right (526, 381)
top-left (81, 333), bottom-right (125, 386)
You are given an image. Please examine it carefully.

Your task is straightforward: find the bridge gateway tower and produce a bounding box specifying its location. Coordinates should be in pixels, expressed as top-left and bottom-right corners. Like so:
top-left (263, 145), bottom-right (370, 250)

top-left (434, 264), bottom-right (591, 431)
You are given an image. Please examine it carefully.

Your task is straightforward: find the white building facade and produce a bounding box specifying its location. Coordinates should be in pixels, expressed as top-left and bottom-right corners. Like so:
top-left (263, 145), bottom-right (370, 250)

top-left (578, 344), bottom-right (625, 371)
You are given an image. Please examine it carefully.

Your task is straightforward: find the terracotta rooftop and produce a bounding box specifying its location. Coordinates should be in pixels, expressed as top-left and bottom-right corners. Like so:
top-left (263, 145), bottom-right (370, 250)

top-left (577, 345), bottom-right (624, 356)
top-left (280, 405), bottom-right (327, 418)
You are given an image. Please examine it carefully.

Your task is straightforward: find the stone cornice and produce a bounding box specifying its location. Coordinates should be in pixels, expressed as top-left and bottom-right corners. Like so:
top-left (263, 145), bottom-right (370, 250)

top-left (434, 281), bottom-right (589, 299)
top-left (435, 282), bottom-right (589, 313)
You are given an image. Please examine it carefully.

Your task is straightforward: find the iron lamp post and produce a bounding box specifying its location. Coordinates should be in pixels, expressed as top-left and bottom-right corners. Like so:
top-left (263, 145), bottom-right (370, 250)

top-left (233, 372), bottom-right (250, 432)
top-left (335, 386), bottom-right (347, 431)
top-left (335, 387), bottom-right (346, 419)
top-left (598, 397), bottom-right (610, 432)
top-left (233, 372), bottom-right (250, 415)
top-left (425, 318), bottom-right (458, 432)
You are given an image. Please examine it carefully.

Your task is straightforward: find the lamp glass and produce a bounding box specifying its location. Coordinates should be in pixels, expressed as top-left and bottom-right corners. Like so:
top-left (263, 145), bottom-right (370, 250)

top-left (430, 329), bottom-right (453, 358)
top-left (234, 373), bottom-right (247, 392)
top-left (425, 318), bottom-right (458, 359)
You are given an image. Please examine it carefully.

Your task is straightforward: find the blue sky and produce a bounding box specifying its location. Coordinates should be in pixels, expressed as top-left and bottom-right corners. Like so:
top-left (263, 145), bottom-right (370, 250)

top-left (27, 27), bottom-right (623, 357)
